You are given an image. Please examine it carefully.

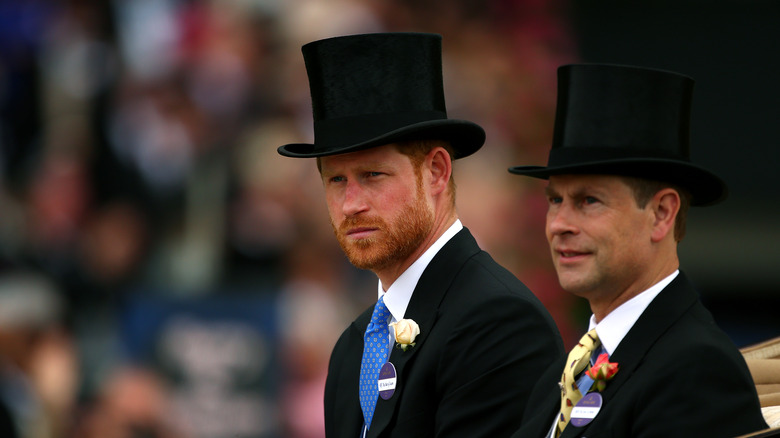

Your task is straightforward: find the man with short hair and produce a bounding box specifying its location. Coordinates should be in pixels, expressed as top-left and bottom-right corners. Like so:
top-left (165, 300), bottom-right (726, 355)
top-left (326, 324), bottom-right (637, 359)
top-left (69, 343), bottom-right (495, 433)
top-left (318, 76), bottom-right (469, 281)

top-left (509, 63), bottom-right (767, 438)
top-left (278, 33), bottom-right (563, 438)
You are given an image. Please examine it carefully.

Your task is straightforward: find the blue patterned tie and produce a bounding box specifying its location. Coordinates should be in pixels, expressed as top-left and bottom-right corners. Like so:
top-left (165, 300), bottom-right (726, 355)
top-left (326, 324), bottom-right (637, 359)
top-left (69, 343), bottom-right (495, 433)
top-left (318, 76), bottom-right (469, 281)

top-left (359, 296), bottom-right (391, 430)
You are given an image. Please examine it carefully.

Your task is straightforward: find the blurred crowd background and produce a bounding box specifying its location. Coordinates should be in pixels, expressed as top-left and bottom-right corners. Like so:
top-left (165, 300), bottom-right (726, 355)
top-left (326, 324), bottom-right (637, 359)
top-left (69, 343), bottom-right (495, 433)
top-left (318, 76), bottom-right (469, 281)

top-left (0, 1), bottom-right (777, 437)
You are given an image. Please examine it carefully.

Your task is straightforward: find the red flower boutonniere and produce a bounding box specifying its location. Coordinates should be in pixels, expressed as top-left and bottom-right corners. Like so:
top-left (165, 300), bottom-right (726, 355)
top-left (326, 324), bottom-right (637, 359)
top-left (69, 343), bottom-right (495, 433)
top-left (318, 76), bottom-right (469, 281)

top-left (585, 353), bottom-right (619, 392)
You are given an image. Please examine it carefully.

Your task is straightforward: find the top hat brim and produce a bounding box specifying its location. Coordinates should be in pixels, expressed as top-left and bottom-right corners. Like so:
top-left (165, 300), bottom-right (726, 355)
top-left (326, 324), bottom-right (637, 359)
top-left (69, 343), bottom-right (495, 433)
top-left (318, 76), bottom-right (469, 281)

top-left (508, 158), bottom-right (728, 206)
top-left (277, 119), bottom-right (485, 159)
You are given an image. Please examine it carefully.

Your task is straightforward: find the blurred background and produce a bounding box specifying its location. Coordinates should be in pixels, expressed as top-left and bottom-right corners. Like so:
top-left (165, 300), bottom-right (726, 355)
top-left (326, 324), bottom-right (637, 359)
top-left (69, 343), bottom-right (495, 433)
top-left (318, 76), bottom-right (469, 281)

top-left (0, 0), bottom-right (777, 437)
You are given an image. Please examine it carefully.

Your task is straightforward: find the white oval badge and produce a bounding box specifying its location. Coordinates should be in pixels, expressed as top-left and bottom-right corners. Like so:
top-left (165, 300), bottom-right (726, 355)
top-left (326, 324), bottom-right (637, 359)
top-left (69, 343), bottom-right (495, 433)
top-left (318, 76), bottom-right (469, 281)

top-left (570, 392), bottom-right (602, 427)
top-left (378, 362), bottom-right (397, 400)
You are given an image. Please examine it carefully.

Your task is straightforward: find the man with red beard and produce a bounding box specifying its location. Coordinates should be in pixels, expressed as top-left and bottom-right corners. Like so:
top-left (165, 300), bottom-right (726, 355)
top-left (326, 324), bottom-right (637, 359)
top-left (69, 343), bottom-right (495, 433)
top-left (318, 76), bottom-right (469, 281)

top-left (508, 64), bottom-right (767, 437)
top-left (278, 33), bottom-right (563, 438)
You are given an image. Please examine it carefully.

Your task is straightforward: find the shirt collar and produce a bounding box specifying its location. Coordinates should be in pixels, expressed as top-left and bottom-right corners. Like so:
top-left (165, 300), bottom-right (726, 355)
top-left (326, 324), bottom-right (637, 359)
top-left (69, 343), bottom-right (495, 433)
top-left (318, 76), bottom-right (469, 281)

top-left (378, 220), bottom-right (463, 323)
top-left (588, 270), bottom-right (679, 356)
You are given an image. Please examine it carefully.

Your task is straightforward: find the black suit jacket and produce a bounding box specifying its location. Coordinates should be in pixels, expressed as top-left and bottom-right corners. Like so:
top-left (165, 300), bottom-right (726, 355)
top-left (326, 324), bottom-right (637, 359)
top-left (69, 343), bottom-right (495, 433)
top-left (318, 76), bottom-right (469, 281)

top-left (324, 228), bottom-right (564, 438)
top-left (512, 272), bottom-right (768, 438)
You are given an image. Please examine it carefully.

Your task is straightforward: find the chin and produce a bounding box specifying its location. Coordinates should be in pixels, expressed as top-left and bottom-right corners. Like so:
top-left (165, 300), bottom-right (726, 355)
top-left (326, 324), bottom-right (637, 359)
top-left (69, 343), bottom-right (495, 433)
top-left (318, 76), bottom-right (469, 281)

top-left (556, 275), bottom-right (592, 296)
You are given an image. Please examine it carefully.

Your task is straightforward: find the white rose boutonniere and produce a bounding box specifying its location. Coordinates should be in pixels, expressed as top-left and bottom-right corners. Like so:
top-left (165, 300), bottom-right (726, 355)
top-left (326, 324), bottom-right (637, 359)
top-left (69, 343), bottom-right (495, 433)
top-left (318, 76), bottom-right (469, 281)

top-left (390, 319), bottom-right (420, 351)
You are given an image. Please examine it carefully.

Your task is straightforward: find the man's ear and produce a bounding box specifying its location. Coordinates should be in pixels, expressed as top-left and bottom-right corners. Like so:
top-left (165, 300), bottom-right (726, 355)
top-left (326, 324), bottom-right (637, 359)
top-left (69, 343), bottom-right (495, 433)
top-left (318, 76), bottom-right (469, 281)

top-left (426, 147), bottom-right (452, 196)
top-left (650, 188), bottom-right (680, 243)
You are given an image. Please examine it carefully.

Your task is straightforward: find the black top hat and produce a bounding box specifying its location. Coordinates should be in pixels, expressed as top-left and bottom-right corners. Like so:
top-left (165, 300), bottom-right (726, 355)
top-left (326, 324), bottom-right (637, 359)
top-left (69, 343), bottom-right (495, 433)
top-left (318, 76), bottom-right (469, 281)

top-left (509, 63), bottom-right (727, 206)
top-left (278, 32), bottom-right (485, 159)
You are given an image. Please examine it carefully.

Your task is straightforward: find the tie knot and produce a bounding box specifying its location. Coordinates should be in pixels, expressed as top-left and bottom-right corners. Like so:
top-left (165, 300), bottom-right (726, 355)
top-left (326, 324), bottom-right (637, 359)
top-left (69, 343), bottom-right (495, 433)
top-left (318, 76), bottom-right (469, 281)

top-left (370, 296), bottom-right (391, 327)
top-left (578, 328), bottom-right (600, 352)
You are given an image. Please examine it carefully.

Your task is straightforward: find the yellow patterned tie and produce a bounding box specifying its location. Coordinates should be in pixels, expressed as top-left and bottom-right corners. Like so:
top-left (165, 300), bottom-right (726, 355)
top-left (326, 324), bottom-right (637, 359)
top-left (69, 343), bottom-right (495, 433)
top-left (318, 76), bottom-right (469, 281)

top-left (556, 329), bottom-right (601, 437)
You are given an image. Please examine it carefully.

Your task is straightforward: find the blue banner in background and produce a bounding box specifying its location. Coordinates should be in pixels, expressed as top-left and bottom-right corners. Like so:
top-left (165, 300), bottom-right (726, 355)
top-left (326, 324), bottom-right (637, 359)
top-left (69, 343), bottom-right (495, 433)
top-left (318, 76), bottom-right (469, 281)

top-left (120, 293), bottom-right (281, 438)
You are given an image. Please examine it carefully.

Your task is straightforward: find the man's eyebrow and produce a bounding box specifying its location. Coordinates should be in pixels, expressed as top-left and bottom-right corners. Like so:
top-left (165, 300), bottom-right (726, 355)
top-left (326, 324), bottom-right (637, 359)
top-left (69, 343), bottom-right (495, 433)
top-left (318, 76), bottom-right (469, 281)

top-left (544, 185), bottom-right (594, 201)
top-left (319, 167), bottom-right (336, 178)
top-left (320, 160), bottom-right (393, 175)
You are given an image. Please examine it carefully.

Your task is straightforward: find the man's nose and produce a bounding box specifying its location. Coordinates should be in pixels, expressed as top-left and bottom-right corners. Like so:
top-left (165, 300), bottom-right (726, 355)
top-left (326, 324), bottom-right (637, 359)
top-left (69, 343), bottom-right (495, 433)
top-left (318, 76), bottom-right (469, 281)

top-left (547, 203), bottom-right (577, 237)
top-left (342, 180), bottom-right (368, 217)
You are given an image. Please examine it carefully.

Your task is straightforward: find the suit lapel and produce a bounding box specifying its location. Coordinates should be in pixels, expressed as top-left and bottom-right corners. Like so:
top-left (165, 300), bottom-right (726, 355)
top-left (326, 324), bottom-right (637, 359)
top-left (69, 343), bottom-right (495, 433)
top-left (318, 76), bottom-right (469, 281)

top-left (367, 228), bottom-right (481, 437)
top-left (601, 272), bottom-right (698, 396)
top-left (367, 307), bottom-right (439, 437)
top-left (559, 272), bottom-right (700, 438)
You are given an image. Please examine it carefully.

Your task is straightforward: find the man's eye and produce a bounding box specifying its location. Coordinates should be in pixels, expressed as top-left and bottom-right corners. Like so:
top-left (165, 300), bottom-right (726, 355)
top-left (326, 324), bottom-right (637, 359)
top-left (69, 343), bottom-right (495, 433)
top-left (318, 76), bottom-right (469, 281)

top-left (584, 196), bottom-right (599, 204)
top-left (329, 176), bottom-right (345, 183)
top-left (367, 172), bottom-right (383, 177)
top-left (548, 197), bottom-right (562, 204)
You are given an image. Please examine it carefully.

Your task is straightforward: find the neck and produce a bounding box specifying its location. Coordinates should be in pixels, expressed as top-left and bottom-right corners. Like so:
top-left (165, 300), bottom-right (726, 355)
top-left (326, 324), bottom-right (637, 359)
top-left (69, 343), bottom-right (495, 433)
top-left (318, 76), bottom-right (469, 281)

top-left (591, 255), bottom-right (679, 322)
top-left (376, 211), bottom-right (457, 289)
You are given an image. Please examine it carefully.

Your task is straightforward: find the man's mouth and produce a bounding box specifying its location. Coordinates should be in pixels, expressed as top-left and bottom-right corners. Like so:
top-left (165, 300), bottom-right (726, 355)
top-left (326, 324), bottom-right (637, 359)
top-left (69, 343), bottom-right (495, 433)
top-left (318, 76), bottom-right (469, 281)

top-left (346, 227), bottom-right (379, 239)
top-left (556, 248), bottom-right (590, 261)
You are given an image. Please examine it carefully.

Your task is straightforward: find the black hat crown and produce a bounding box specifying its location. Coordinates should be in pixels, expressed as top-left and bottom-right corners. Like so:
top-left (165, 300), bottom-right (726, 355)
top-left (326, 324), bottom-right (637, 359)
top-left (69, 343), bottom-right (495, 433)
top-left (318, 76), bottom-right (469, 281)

top-left (509, 63), bottom-right (727, 206)
top-left (278, 32), bottom-right (485, 158)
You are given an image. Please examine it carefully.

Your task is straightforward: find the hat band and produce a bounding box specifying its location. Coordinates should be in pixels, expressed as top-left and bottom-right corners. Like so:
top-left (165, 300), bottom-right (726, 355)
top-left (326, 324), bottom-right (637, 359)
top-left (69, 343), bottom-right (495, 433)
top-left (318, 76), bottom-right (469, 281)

top-left (314, 110), bottom-right (447, 150)
top-left (548, 146), bottom-right (689, 167)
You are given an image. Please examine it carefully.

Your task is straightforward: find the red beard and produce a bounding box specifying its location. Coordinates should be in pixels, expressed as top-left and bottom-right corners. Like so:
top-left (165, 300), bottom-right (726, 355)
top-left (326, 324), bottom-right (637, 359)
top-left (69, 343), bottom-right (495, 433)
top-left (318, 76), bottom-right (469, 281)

top-left (333, 185), bottom-right (434, 272)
